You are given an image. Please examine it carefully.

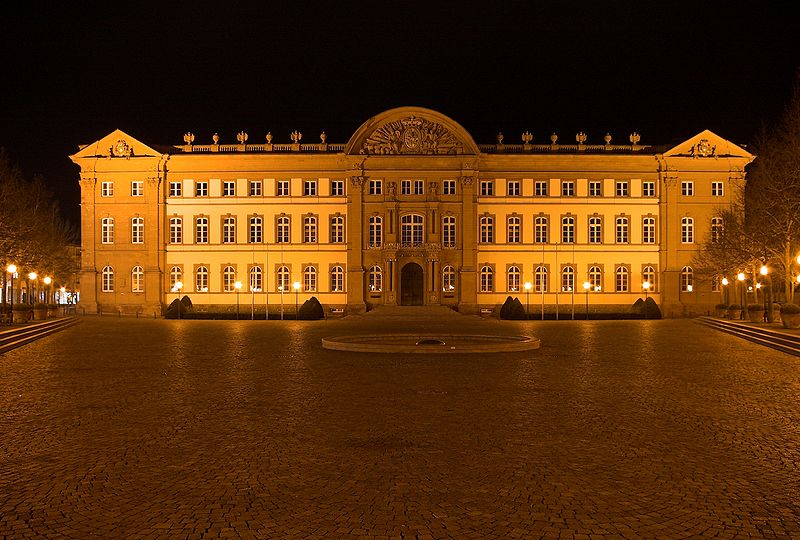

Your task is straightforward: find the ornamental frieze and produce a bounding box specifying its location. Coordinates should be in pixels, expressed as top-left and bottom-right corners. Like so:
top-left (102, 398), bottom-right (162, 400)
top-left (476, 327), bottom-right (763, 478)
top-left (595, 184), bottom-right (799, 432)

top-left (361, 116), bottom-right (464, 155)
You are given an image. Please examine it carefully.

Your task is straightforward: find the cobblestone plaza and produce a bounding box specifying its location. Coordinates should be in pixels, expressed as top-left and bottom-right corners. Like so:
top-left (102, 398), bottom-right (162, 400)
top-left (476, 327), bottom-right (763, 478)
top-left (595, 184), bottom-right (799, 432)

top-left (1, 316), bottom-right (798, 538)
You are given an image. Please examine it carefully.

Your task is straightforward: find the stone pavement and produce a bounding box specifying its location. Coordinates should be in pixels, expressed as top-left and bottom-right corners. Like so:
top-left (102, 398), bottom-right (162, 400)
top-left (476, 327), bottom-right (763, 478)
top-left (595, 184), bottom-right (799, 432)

top-left (1, 314), bottom-right (799, 538)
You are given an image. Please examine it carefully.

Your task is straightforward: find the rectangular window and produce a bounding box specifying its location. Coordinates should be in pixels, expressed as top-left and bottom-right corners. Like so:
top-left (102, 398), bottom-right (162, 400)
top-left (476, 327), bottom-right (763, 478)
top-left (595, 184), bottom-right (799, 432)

top-left (131, 181), bottom-right (143, 196)
top-left (442, 216), bottom-right (456, 247)
top-left (303, 216), bottom-right (317, 243)
top-left (507, 180), bottom-right (521, 196)
top-left (479, 217), bottom-right (494, 243)
top-left (589, 180), bottom-right (601, 197)
top-left (277, 180), bottom-right (290, 196)
top-left (712, 181), bottom-right (724, 196)
top-left (616, 217), bottom-right (629, 244)
top-left (131, 217), bottom-right (144, 244)
top-left (330, 216), bottom-right (345, 243)
top-left (535, 180), bottom-right (548, 196)
top-left (330, 179), bottom-right (344, 196)
top-left (170, 217), bottom-right (182, 244)
top-left (368, 179), bottom-right (382, 195)
top-left (561, 217), bottom-right (575, 243)
top-left (589, 217), bottom-right (602, 244)
top-left (195, 181), bottom-right (208, 197)
top-left (303, 179), bottom-right (317, 196)
top-left (615, 181), bottom-right (629, 197)
top-left (223, 217), bottom-right (236, 244)
top-left (246, 180), bottom-right (261, 196)
top-left (681, 181), bottom-right (694, 196)
top-left (506, 217), bottom-right (521, 243)
top-left (561, 180), bottom-right (575, 197)
top-left (642, 181), bottom-right (656, 197)
top-left (480, 180), bottom-right (494, 196)
top-left (101, 218), bottom-right (114, 244)
top-left (169, 181), bottom-right (182, 197)
top-left (223, 180), bottom-right (236, 197)
top-left (195, 217), bottom-right (208, 244)
top-left (249, 217), bottom-right (263, 244)
top-left (534, 217), bottom-right (548, 244)
top-left (443, 179), bottom-right (457, 195)
top-left (101, 181), bottom-right (114, 197)
top-left (414, 180), bottom-right (424, 195)
top-left (401, 180), bottom-right (412, 195)
top-left (643, 217), bottom-right (656, 244)
top-left (276, 217), bottom-right (290, 243)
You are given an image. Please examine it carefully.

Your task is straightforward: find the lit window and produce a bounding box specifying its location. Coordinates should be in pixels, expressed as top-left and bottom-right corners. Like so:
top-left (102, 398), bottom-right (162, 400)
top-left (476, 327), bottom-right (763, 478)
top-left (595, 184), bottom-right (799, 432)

top-left (535, 216), bottom-right (548, 244)
top-left (443, 179), bottom-right (457, 195)
top-left (561, 180), bottom-right (575, 197)
top-left (276, 266), bottom-right (290, 292)
top-left (507, 180), bottom-right (520, 196)
top-left (195, 181), bottom-right (208, 197)
top-left (681, 217), bottom-right (694, 243)
top-left (642, 181), bottom-right (656, 197)
top-left (170, 217), bottom-right (182, 244)
top-left (222, 266), bottom-right (236, 292)
top-left (561, 216), bottom-right (575, 244)
top-left (195, 217), bottom-right (208, 244)
top-left (442, 265), bottom-right (456, 292)
top-left (642, 266), bottom-right (656, 292)
top-left (442, 216), bottom-right (456, 248)
top-left (223, 180), bottom-right (235, 197)
top-left (507, 216), bottom-right (521, 243)
top-left (303, 216), bottom-right (318, 243)
top-left (223, 217), bottom-right (236, 244)
top-left (368, 179), bottom-right (382, 195)
top-left (681, 181), bottom-right (694, 196)
top-left (589, 216), bottom-right (602, 244)
top-left (534, 180), bottom-right (548, 196)
top-left (369, 265), bottom-right (382, 292)
top-left (276, 216), bottom-right (290, 243)
top-left (195, 266), bottom-right (209, 292)
top-left (131, 181), bottom-right (143, 196)
top-left (330, 266), bottom-right (344, 292)
top-left (401, 214), bottom-right (424, 245)
top-left (615, 181), bottom-right (629, 197)
top-left (588, 180), bottom-right (601, 197)
top-left (330, 180), bottom-right (344, 196)
top-left (480, 216), bottom-right (494, 244)
top-left (101, 217), bottom-right (114, 244)
top-left (480, 180), bottom-right (494, 196)
top-left (303, 179), bottom-right (317, 196)
top-left (589, 266), bottom-right (602, 290)
top-left (101, 181), bottom-right (114, 197)
top-left (561, 266), bottom-right (574, 292)
top-left (169, 266), bottom-right (182, 289)
top-left (616, 266), bottom-right (629, 292)
top-left (616, 216), bottom-right (629, 244)
top-left (414, 180), bottom-right (424, 195)
top-left (303, 266), bottom-right (317, 292)
top-left (507, 266), bottom-right (521, 292)
top-left (249, 180), bottom-right (262, 196)
top-left (131, 217), bottom-right (144, 244)
top-left (480, 266), bottom-right (494, 292)
top-left (277, 180), bottom-right (290, 196)
top-left (681, 266), bottom-right (693, 292)
top-left (711, 217), bottom-right (723, 243)
top-left (169, 181), bottom-right (182, 197)
top-left (643, 217), bottom-right (656, 244)
top-left (712, 181), bottom-right (724, 197)
top-left (131, 266), bottom-right (144, 292)
top-left (249, 216), bottom-right (263, 244)
top-left (249, 266), bottom-right (262, 292)
top-left (535, 266), bottom-right (548, 292)
top-left (368, 216), bottom-right (383, 247)
top-left (101, 266), bottom-right (114, 292)
top-left (330, 216), bottom-right (345, 243)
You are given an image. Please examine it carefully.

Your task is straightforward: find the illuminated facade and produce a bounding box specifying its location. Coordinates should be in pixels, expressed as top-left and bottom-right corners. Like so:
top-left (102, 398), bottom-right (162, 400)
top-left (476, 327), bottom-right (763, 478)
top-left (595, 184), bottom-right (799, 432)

top-left (71, 107), bottom-right (753, 317)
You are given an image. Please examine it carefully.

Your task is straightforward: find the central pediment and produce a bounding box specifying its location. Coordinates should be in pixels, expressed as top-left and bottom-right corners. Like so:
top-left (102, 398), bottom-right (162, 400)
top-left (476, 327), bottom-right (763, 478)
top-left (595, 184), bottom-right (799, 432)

top-left (345, 107), bottom-right (480, 156)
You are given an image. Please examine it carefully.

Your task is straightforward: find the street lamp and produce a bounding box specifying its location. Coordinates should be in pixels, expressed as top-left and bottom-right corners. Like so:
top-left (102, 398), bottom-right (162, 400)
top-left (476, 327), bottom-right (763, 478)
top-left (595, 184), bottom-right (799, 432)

top-left (28, 272), bottom-right (37, 305)
top-left (293, 281), bottom-right (301, 318)
top-left (643, 281), bottom-right (651, 319)
top-left (6, 264), bottom-right (16, 309)
top-left (523, 281), bottom-right (532, 319)
top-left (737, 272), bottom-right (746, 319)
top-left (43, 276), bottom-right (52, 304)
top-left (234, 281), bottom-right (243, 320)
top-left (582, 281), bottom-right (590, 320)
top-left (721, 276), bottom-right (729, 305)
top-left (173, 281), bottom-right (183, 319)
top-left (760, 265), bottom-right (769, 322)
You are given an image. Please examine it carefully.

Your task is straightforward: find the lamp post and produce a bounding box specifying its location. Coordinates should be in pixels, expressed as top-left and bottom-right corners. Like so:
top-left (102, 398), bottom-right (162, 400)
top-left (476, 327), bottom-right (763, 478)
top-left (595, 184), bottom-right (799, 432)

top-left (737, 272), bottom-right (746, 320)
top-left (293, 281), bottom-right (301, 318)
top-left (760, 265), bottom-right (769, 322)
top-left (43, 276), bottom-right (52, 304)
top-left (28, 272), bottom-right (37, 305)
top-left (6, 264), bottom-right (16, 309)
top-left (234, 281), bottom-right (242, 320)
top-left (721, 277), bottom-right (729, 305)
top-left (582, 281), bottom-right (590, 320)
top-left (279, 285), bottom-right (284, 320)
top-left (643, 281), bottom-right (651, 319)
top-left (523, 281), bottom-right (532, 319)
top-left (173, 281), bottom-right (183, 319)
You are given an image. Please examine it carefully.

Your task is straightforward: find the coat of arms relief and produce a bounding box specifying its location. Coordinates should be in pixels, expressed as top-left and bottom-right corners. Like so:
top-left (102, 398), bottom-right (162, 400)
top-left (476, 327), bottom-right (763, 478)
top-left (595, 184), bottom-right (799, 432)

top-left (361, 116), bottom-right (464, 155)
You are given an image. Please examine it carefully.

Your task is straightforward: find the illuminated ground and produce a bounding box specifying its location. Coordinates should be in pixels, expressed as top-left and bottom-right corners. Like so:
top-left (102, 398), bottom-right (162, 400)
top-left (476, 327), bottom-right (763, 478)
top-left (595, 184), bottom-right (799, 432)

top-left (1, 315), bottom-right (798, 538)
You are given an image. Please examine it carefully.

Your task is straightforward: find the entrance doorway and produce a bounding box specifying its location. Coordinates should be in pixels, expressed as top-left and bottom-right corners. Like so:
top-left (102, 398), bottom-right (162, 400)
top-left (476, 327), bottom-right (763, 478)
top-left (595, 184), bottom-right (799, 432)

top-left (400, 263), bottom-right (424, 306)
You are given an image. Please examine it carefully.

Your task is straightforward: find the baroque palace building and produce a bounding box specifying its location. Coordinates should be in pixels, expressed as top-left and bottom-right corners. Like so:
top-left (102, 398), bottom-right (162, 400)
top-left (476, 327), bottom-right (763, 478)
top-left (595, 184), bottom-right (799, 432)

top-left (71, 107), bottom-right (754, 317)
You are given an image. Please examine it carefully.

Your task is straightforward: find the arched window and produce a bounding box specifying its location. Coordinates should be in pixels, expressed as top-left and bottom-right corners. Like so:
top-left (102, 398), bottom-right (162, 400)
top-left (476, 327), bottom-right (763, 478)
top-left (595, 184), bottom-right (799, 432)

top-left (616, 216), bottom-right (629, 244)
top-left (131, 217), bottom-right (144, 244)
top-left (642, 216), bottom-right (656, 244)
top-left (250, 266), bottom-right (262, 292)
top-left (401, 214), bottom-right (424, 245)
top-left (223, 266), bottom-right (236, 292)
top-left (442, 216), bottom-right (456, 248)
top-left (442, 265), bottom-right (456, 292)
top-left (561, 266), bottom-right (574, 292)
top-left (642, 266), bottom-right (656, 292)
top-left (681, 217), bottom-right (694, 244)
top-left (330, 216), bottom-right (344, 243)
top-left (534, 216), bottom-right (548, 244)
top-left (588, 216), bottom-right (602, 244)
top-left (589, 266), bottom-right (602, 290)
top-left (303, 266), bottom-right (317, 292)
top-left (480, 216), bottom-right (494, 243)
top-left (169, 266), bottom-right (182, 289)
top-left (507, 216), bottom-right (520, 243)
top-left (681, 266), bottom-right (693, 292)
top-left (368, 216), bottom-right (383, 247)
top-left (131, 265), bottom-right (144, 292)
top-left (195, 216), bottom-right (209, 244)
top-left (615, 266), bottom-right (629, 292)
top-left (195, 266), bottom-right (209, 292)
top-left (535, 266), bottom-right (548, 292)
top-left (249, 216), bottom-right (263, 244)
top-left (303, 215), bottom-right (317, 243)
top-left (276, 265), bottom-right (290, 292)
top-left (101, 217), bottom-right (114, 244)
top-left (368, 265), bottom-right (382, 292)
top-left (480, 266), bottom-right (494, 292)
top-left (507, 265), bottom-right (521, 292)
top-left (561, 216), bottom-right (575, 244)
top-left (276, 216), bottom-right (290, 243)
top-left (169, 217), bottom-right (182, 244)
top-left (101, 266), bottom-right (114, 292)
top-left (711, 216), bottom-right (723, 243)
top-left (330, 266), bottom-right (344, 292)
top-left (223, 216), bottom-right (236, 244)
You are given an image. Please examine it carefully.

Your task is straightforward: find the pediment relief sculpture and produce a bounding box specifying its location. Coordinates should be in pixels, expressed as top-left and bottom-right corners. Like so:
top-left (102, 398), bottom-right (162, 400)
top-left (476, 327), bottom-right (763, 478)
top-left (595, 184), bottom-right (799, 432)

top-left (361, 116), bottom-right (464, 155)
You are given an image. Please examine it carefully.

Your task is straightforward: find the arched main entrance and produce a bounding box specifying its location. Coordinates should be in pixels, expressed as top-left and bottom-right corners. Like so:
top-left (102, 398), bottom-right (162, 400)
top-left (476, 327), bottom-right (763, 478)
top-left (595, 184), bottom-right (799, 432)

top-left (400, 263), bottom-right (424, 306)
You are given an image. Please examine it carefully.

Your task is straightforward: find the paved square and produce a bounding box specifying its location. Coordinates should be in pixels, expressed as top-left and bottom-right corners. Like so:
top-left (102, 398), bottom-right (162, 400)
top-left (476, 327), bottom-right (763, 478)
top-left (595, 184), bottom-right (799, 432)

top-left (1, 315), bottom-right (798, 538)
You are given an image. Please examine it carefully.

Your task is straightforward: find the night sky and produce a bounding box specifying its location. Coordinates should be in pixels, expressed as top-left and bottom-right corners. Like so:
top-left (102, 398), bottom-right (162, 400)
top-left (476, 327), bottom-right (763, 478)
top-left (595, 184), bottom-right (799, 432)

top-left (1, 2), bottom-right (797, 225)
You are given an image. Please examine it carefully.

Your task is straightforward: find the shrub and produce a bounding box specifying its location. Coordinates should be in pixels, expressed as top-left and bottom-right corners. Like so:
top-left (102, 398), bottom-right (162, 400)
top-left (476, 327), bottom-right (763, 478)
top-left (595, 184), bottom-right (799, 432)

top-left (780, 303), bottom-right (800, 315)
top-left (747, 303), bottom-right (763, 312)
top-left (499, 296), bottom-right (514, 319)
top-left (643, 297), bottom-right (662, 319)
top-left (715, 303), bottom-right (728, 310)
top-left (297, 296), bottom-right (324, 320)
top-left (727, 304), bottom-right (742, 310)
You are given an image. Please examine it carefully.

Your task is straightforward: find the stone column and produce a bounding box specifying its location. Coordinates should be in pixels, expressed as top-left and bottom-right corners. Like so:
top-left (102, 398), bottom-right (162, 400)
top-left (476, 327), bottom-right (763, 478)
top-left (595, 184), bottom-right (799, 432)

top-left (346, 175), bottom-right (366, 313)
top-left (459, 174), bottom-right (478, 314)
top-left (78, 177), bottom-right (99, 314)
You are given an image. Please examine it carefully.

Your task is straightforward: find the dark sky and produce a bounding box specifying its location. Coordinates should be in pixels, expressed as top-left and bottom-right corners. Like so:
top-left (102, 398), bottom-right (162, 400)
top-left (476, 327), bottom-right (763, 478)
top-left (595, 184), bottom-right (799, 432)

top-left (1, 2), bottom-right (797, 225)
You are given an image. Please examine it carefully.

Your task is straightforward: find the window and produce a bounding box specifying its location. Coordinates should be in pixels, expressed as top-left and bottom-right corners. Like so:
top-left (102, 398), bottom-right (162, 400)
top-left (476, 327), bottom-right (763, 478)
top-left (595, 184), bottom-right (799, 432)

top-left (642, 266), bottom-right (656, 292)
top-left (131, 266), bottom-right (144, 292)
top-left (615, 181), bottom-right (629, 197)
top-left (589, 180), bottom-right (601, 197)
top-left (507, 216), bottom-right (521, 243)
top-left (561, 180), bottom-right (575, 197)
top-left (589, 266), bottom-right (602, 290)
top-left (443, 179), bottom-right (457, 195)
top-left (681, 266), bottom-right (693, 292)
top-left (507, 266), bottom-right (521, 292)
top-left (479, 216), bottom-right (494, 243)
top-left (249, 180), bottom-right (262, 196)
top-left (169, 266), bottom-right (182, 289)
top-left (170, 217), bottom-right (182, 244)
top-left (442, 265), bottom-right (456, 292)
top-left (303, 266), bottom-right (317, 292)
top-left (535, 266), bottom-right (548, 292)
top-left (589, 216), bottom-right (602, 244)
top-left (480, 266), bottom-right (494, 292)
top-left (480, 180), bottom-right (494, 196)
top-left (442, 216), bottom-right (456, 247)
top-left (368, 265), bottom-right (382, 292)
top-left (561, 216), bottom-right (575, 244)
top-left (222, 266), bottom-right (236, 292)
top-left (303, 179), bottom-right (317, 196)
top-left (616, 266), bottom-right (629, 292)
top-left (561, 266), bottom-right (574, 292)
top-left (330, 266), bottom-right (344, 292)
top-left (330, 216), bottom-right (344, 243)
top-left (276, 266), bottom-right (290, 292)
top-left (223, 180), bottom-right (235, 197)
top-left (131, 217), bottom-right (144, 244)
top-left (368, 179), bottom-right (382, 195)
top-left (401, 214), bottom-right (424, 245)
top-left (277, 180), bottom-right (290, 196)
top-left (534, 180), bottom-right (548, 196)
top-left (249, 216), bottom-right (263, 244)
top-left (368, 216), bottom-right (383, 247)
top-left (681, 217), bottom-right (694, 244)
top-left (195, 217), bottom-right (208, 244)
top-left (101, 181), bottom-right (114, 197)
top-left (223, 217), bottom-right (236, 244)
top-left (101, 266), bottom-right (114, 292)
top-left (303, 216), bottom-right (317, 243)
top-left (276, 216), bottom-right (290, 243)
top-left (507, 180), bottom-right (520, 196)
top-left (169, 181), bottom-right (182, 197)
top-left (131, 181), bottom-right (143, 196)
top-left (616, 216), bottom-right (629, 244)
top-left (101, 217), bottom-right (114, 244)
top-left (249, 266), bottom-right (262, 292)
top-left (711, 216), bottom-right (723, 243)
top-left (195, 181), bottom-right (208, 197)
top-left (401, 180), bottom-right (412, 195)
top-left (643, 217), bottom-right (656, 244)
top-left (712, 181), bottom-right (724, 197)
top-left (642, 181), bottom-right (656, 197)
top-left (535, 216), bottom-right (548, 244)
top-left (681, 181), bottom-right (694, 196)
top-left (414, 180), bottom-right (424, 195)
top-left (195, 266), bottom-right (209, 292)
top-left (330, 179), bottom-right (344, 196)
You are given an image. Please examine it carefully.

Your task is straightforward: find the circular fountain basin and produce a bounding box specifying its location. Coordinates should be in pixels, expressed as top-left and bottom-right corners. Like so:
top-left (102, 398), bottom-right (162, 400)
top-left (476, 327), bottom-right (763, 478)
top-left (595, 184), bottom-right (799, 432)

top-left (321, 333), bottom-right (540, 353)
